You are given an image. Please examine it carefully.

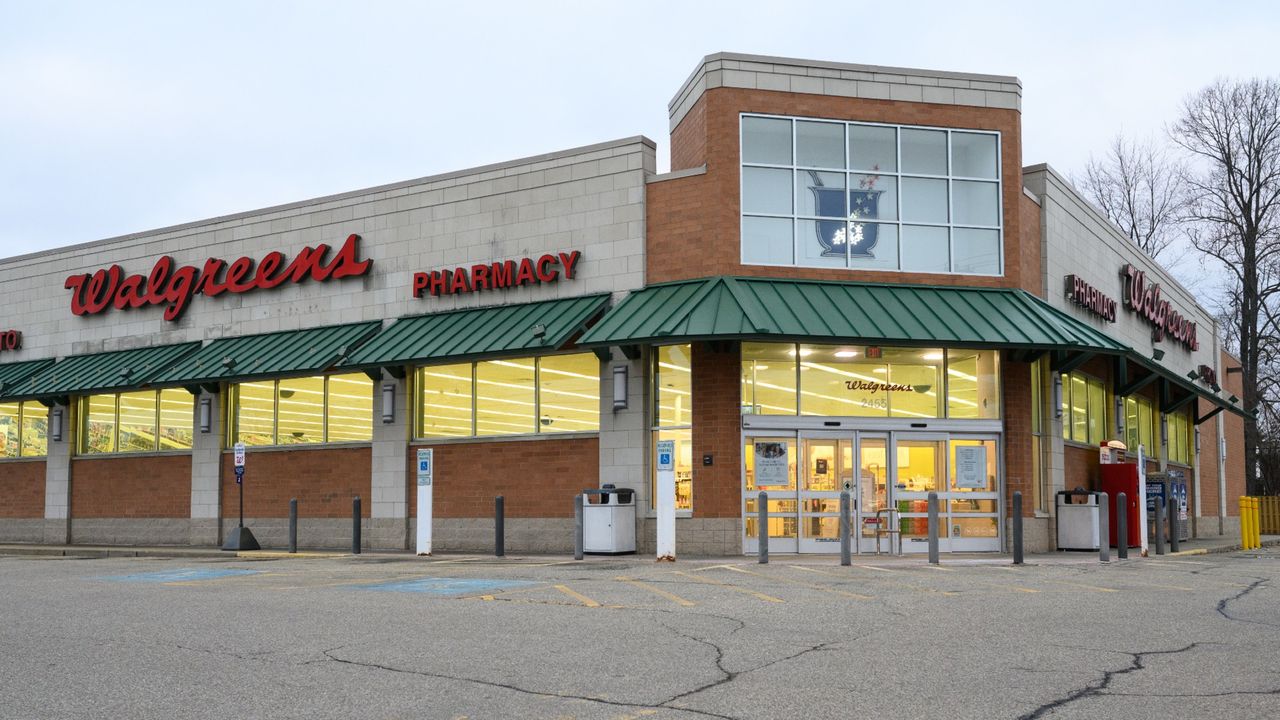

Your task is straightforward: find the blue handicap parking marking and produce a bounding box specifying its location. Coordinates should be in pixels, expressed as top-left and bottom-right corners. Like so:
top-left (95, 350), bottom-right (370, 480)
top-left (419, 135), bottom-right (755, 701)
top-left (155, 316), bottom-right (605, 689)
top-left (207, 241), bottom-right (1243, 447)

top-left (102, 568), bottom-right (262, 583)
top-left (362, 577), bottom-right (536, 596)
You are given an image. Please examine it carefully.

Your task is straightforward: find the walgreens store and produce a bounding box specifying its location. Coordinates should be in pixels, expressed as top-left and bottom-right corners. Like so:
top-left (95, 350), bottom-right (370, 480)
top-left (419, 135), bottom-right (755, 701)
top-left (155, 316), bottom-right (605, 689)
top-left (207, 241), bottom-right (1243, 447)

top-left (0, 53), bottom-right (1246, 556)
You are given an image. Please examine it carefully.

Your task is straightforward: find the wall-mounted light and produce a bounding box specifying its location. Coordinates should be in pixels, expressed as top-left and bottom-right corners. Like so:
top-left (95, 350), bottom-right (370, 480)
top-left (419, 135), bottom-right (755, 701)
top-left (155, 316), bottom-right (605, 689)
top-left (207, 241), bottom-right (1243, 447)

top-left (1152, 348), bottom-right (1165, 361)
top-left (1160, 414), bottom-right (1168, 447)
top-left (1194, 428), bottom-right (1201, 453)
top-left (612, 365), bottom-right (628, 411)
top-left (381, 382), bottom-right (396, 424)
top-left (1186, 370), bottom-right (1200, 380)
top-left (51, 406), bottom-right (63, 442)
top-left (1221, 436), bottom-right (1228, 459)
top-left (199, 396), bottom-right (212, 434)
top-left (1052, 373), bottom-right (1063, 420)
top-left (1114, 395), bottom-right (1124, 439)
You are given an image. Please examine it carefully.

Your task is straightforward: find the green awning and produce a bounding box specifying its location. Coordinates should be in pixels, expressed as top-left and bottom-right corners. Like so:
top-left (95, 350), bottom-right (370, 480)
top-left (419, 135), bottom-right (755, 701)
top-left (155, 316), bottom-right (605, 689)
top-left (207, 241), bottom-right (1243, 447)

top-left (578, 276), bottom-right (1130, 352)
top-left (343, 294), bottom-right (610, 369)
top-left (148, 321), bottom-right (383, 389)
top-left (17, 343), bottom-right (202, 401)
top-left (0, 359), bottom-right (57, 402)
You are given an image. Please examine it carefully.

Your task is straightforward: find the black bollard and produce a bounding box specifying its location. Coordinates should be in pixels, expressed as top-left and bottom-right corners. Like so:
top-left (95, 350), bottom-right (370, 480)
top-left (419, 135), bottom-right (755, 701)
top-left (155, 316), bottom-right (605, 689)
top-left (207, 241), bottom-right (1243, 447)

top-left (1097, 491), bottom-right (1110, 563)
top-left (573, 494), bottom-right (584, 560)
top-left (758, 491), bottom-right (769, 564)
top-left (1154, 496), bottom-right (1165, 556)
top-left (839, 491), bottom-right (852, 567)
top-left (352, 496), bottom-right (362, 555)
top-left (927, 492), bottom-right (939, 565)
top-left (1169, 496), bottom-right (1180, 553)
top-left (495, 495), bottom-right (505, 557)
top-left (288, 498), bottom-right (297, 554)
top-left (1117, 492), bottom-right (1128, 560)
top-left (1012, 491), bottom-right (1024, 565)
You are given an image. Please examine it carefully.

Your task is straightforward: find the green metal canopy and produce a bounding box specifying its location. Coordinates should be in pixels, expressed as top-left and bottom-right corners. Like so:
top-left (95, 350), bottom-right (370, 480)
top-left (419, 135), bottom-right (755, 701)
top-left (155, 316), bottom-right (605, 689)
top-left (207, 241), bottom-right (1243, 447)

top-left (343, 294), bottom-right (610, 370)
top-left (147, 321), bottom-right (383, 390)
top-left (578, 276), bottom-right (1130, 352)
top-left (0, 359), bottom-right (57, 402)
top-left (15, 343), bottom-right (201, 402)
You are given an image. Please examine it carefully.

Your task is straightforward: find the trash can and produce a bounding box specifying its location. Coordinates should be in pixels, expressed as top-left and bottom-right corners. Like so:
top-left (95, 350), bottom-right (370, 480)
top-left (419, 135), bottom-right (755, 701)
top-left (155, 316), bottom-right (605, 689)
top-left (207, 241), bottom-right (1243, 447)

top-left (582, 486), bottom-right (637, 554)
top-left (1056, 490), bottom-right (1100, 551)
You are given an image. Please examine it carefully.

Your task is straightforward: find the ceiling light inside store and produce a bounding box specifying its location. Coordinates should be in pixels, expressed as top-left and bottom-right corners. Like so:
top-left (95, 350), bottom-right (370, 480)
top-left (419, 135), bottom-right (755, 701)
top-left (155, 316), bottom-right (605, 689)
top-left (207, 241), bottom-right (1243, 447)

top-left (921, 352), bottom-right (944, 361)
top-left (834, 350), bottom-right (858, 358)
top-left (787, 348), bottom-right (813, 357)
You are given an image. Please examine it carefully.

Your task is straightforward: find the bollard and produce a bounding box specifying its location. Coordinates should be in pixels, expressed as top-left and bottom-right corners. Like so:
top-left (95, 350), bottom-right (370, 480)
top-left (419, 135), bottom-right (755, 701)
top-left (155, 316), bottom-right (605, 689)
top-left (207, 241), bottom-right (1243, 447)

top-left (1116, 492), bottom-right (1128, 560)
top-left (758, 491), bottom-right (769, 564)
top-left (1012, 491), bottom-right (1024, 565)
top-left (1097, 491), bottom-right (1110, 563)
top-left (927, 492), bottom-right (939, 565)
top-left (839, 491), bottom-right (852, 567)
top-left (1154, 496), bottom-right (1165, 556)
top-left (352, 496), bottom-right (362, 555)
top-left (573, 494), bottom-right (584, 560)
top-left (1169, 495), bottom-right (1179, 554)
top-left (495, 495), bottom-right (505, 557)
top-left (288, 498), bottom-right (297, 554)
top-left (1254, 498), bottom-right (1262, 549)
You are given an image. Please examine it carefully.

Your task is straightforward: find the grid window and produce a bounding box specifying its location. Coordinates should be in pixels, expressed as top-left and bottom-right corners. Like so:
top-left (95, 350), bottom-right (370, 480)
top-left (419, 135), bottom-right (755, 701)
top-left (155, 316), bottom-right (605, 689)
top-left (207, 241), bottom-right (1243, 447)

top-left (740, 114), bottom-right (1002, 275)
top-left (0, 401), bottom-right (48, 458)
top-left (230, 374), bottom-right (372, 447)
top-left (1060, 371), bottom-right (1108, 446)
top-left (79, 390), bottom-right (194, 454)
top-left (652, 345), bottom-right (693, 512)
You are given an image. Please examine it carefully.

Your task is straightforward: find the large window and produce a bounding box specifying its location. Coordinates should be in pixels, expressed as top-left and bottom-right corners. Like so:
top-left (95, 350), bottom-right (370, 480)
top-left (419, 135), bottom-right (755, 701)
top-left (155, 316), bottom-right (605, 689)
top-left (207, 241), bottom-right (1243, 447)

top-left (1060, 371), bottom-right (1107, 446)
top-left (414, 353), bottom-right (600, 439)
top-left (1167, 407), bottom-right (1192, 465)
top-left (80, 389), bottom-right (193, 454)
top-left (741, 115), bottom-right (1002, 274)
top-left (0, 401), bottom-right (47, 458)
top-left (1030, 358), bottom-right (1049, 513)
top-left (740, 343), bottom-right (999, 420)
top-left (653, 345), bottom-right (693, 511)
top-left (230, 373), bottom-right (372, 446)
top-left (1124, 395), bottom-right (1158, 458)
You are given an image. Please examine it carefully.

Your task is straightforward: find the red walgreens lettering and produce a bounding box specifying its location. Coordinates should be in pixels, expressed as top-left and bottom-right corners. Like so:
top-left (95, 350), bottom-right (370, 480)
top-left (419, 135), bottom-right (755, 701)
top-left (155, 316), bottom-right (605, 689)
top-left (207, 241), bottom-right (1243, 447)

top-left (412, 250), bottom-right (583, 298)
top-left (64, 234), bottom-right (372, 322)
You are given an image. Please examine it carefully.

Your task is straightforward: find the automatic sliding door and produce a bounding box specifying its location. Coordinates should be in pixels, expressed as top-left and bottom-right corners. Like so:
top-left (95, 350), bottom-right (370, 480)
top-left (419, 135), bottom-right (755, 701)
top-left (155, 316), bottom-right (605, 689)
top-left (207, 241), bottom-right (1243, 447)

top-left (744, 436), bottom-right (798, 554)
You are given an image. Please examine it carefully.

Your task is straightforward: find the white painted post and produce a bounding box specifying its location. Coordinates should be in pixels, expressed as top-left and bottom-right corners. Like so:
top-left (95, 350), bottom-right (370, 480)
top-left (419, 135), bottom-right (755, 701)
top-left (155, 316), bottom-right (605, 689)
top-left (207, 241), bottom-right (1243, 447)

top-left (1138, 444), bottom-right (1149, 557)
top-left (656, 439), bottom-right (676, 561)
top-left (415, 448), bottom-right (433, 556)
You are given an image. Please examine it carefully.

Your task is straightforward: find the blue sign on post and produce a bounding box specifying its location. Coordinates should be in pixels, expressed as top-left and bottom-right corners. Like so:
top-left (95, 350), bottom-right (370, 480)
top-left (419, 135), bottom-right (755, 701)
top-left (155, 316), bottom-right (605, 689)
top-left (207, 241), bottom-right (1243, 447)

top-left (234, 466), bottom-right (245, 485)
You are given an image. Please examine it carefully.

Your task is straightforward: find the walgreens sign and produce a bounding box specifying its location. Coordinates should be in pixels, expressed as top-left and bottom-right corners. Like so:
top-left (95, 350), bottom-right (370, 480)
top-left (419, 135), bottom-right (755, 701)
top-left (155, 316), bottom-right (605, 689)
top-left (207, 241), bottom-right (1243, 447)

top-left (64, 234), bottom-right (373, 322)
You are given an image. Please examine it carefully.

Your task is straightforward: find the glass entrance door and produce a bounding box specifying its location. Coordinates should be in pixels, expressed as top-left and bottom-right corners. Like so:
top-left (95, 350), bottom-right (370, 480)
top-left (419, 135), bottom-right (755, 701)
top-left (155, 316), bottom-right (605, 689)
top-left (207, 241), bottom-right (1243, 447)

top-left (893, 435), bottom-right (948, 553)
top-left (856, 434), bottom-right (891, 553)
top-left (743, 435), bottom-right (798, 554)
top-left (798, 433), bottom-right (853, 553)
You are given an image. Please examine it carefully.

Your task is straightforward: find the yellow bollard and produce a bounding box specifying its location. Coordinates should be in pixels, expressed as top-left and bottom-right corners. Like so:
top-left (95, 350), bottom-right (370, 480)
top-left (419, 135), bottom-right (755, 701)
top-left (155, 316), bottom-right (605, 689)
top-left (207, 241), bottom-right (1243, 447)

top-left (1240, 497), bottom-right (1253, 550)
top-left (1255, 498), bottom-right (1263, 548)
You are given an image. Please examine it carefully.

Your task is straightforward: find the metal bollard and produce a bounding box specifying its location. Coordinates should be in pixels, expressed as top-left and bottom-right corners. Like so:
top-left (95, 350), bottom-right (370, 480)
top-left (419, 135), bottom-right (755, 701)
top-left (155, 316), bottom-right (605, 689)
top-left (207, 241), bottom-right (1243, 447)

top-left (288, 498), bottom-right (297, 554)
top-left (1154, 496), bottom-right (1165, 556)
top-left (352, 496), bottom-right (362, 555)
top-left (1097, 491), bottom-right (1110, 563)
top-left (758, 491), bottom-right (769, 564)
top-left (1012, 491), bottom-right (1024, 565)
top-left (1117, 492), bottom-right (1128, 560)
top-left (927, 492), bottom-right (939, 565)
top-left (495, 495), bottom-right (505, 557)
top-left (573, 494), bottom-right (584, 560)
top-left (839, 491), bottom-right (852, 567)
top-left (1169, 496), bottom-right (1179, 554)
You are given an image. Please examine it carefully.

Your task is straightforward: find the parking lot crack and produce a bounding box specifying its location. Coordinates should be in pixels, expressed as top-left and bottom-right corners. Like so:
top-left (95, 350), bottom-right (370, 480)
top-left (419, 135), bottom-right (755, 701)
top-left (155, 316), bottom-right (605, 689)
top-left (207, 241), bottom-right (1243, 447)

top-left (1017, 643), bottom-right (1200, 720)
top-left (1215, 578), bottom-right (1274, 626)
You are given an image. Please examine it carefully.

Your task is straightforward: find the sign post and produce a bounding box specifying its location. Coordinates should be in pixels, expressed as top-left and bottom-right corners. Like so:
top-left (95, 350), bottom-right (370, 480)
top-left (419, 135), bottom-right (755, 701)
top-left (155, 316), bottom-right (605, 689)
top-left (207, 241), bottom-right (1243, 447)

top-left (656, 440), bottom-right (676, 561)
top-left (1137, 445), bottom-right (1149, 557)
top-left (221, 442), bottom-right (260, 551)
top-left (416, 448), bottom-right (434, 556)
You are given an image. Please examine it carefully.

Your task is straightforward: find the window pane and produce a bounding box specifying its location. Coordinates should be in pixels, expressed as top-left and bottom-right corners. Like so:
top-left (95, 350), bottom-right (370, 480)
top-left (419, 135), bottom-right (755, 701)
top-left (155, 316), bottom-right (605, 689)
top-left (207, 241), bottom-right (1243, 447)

top-left (538, 354), bottom-right (600, 433)
top-left (1087, 378), bottom-right (1106, 445)
top-left (83, 395), bottom-right (116, 454)
top-left (742, 116), bottom-right (791, 165)
top-left (799, 344), bottom-right (889, 417)
top-left (476, 359), bottom-right (535, 436)
top-left (235, 381), bottom-right (276, 446)
top-left (885, 348), bottom-right (943, 419)
top-left (1125, 397), bottom-right (1139, 450)
top-left (950, 439), bottom-right (997, 493)
top-left (327, 373), bottom-right (372, 442)
top-left (900, 225), bottom-right (949, 272)
top-left (0, 402), bottom-right (18, 458)
top-left (796, 120), bottom-right (844, 168)
top-left (742, 167), bottom-right (792, 215)
top-left (20, 403), bottom-right (47, 458)
top-left (1070, 374), bottom-right (1088, 442)
top-left (117, 391), bottom-right (159, 452)
top-left (797, 220), bottom-right (848, 267)
top-left (653, 428), bottom-right (693, 511)
top-left (850, 174), bottom-right (896, 221)
top-left (741, 342), bottom-right (797, 415)
top-left (158, 388), bottom-right (193, 450)
top-left (418, 363), bottom-right (473, 438)
top-left (901, 177), bottom-right (948, 223)
top-left (655, 345), bottom-right (692, 427)
top-left (276, 376), bottom-right (325, 445)
top-left (742, 216), bottom-right (793, 264)
top-left (849, 223), bottom-right (898, 270)
top-left (1140, 401), bottom-right (1154, 456)
top-left (952, 180), bottom-right (1000, 226)
top-left (948, 350), bottom-right (1000, 419)
top-left (901, 128), bottom-right (947, 175)
top-left (953, 228), bottom-right (1001, 275)
top-left (951, 132), bottom-right (998, 179)
top-left (796, 170), bottom-right (845, 217)
top-left (849, 124), bottom-right (896, 172)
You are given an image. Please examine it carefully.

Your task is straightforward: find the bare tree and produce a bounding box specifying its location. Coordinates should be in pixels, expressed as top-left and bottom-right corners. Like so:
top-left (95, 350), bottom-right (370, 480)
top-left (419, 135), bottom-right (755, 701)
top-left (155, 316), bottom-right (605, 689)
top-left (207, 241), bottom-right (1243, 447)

top-left (1171, 78), bottom-right (1280, 496)
top-left (1077, 134), bottom-right (1187, 260)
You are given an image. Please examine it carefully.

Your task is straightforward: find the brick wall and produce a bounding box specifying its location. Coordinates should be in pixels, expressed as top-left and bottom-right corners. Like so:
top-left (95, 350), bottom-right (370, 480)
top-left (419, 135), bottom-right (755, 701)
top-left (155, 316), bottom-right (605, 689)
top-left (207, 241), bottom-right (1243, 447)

top-left (650, 88), bottom-right (1033, 292)
top-left (221, 446), bottom-right (371, 518)
top-left (1064, 445), bottom-right (1098, 493)
top-left (1019, 193), bottom-right (1042, 297)
top-left (1221, 352), bottom-right (1246, 515)
top-left (0, 460), bottom-right (45, 518)
top-left (1002, 359), bottom-right (1035, 516)
top-left (692, 343), bottom-right (742, 518)
top-left (409, 437), bottom-right (599, 518)
top-left (1199, 395), bottom-right (1221, 517)
top-left (71, 454), bottom-right (192, 518)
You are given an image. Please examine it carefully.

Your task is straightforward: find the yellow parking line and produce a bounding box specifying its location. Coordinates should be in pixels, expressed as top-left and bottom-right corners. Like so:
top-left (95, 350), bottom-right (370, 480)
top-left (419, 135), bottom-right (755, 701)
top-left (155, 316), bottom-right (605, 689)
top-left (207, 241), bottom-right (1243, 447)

top-left (856, 564), bottom-right (901, 573)
top-left (727, 565), bottom-right (873, 600)
top-left (792, 564), bottom-right (953, 595)
top-left (616, 576), bottom-right (696, 607)
top-left (553, 584), bottom-right (600, 608)
top-left (1041, 579), bottom-right (1118, 593)
top-left (922, 564), bottom-right (956, 572)
top-left (673, 570), bottom-right (785, 603)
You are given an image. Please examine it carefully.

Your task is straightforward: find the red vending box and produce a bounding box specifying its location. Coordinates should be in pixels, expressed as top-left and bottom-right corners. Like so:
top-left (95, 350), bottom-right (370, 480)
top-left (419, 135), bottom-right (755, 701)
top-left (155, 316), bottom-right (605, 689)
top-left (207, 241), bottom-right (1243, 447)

top-left (1100, 463), bottom-right (1142, 548)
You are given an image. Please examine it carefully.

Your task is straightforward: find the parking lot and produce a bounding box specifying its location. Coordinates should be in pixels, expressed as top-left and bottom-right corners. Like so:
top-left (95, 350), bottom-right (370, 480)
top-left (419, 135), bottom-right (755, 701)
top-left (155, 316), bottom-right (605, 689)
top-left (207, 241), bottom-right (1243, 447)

top-left (2, 548), bottom-right (1278, 719)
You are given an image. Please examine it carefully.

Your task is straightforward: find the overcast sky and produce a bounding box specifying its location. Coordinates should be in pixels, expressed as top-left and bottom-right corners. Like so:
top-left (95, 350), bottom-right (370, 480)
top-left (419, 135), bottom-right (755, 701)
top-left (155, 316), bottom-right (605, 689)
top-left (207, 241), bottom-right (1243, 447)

top-left (3, 0), bottom-right (1278, 289)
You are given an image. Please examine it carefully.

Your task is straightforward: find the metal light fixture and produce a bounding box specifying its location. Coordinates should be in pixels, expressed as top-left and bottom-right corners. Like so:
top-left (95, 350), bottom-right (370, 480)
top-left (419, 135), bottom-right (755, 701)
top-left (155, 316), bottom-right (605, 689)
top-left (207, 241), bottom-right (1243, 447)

top-left (612, 365), bottom-right (628, 411)
top-left (1160, 414), bottom-right (1168, 447)
top-left (381, 382), bottom-right (396, 424)
top-left (1186, 370), bottom-right (1200, 380)
top-left (1114, 396), bottom-right (1124, 438)
top-left (1152, 348), bottom-right (1165, 361)
top-left (51, 406), bottom-right (63, 442)
top-left (1194, 428), bottom-right (1201, 453)
top-left (198, 396), bottom-right (212, 434)
top-left (1052, 373), bottom-right (1063, 420)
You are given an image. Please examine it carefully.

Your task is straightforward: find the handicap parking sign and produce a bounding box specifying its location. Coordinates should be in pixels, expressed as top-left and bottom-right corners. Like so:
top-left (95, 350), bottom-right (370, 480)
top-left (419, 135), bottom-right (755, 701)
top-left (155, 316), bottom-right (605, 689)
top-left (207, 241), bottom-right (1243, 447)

top-left (656, 440), bottom-right (674, 472)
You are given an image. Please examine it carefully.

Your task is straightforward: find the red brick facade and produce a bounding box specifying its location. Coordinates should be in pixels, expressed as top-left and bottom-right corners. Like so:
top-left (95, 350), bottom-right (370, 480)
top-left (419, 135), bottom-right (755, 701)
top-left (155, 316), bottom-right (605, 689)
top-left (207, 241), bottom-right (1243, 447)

top-left (72, 454), bottom-right (191, 518)
top-left (0, 460), bottom-right (45, 518)
top-left (1001, 359), bottom-right (1036, 517)
top-left (691, 343), bottom-right (742, 518)
top-left (220, 446), bottom-right (371, 518)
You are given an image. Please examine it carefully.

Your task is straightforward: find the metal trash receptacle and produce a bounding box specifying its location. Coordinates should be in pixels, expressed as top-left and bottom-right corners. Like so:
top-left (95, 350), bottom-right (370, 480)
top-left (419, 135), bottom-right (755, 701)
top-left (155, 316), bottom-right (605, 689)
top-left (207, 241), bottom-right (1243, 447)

top-left (1056, 490), bottom-right (1100, 551)
top-left (582, 487), bottom-right (637, 554)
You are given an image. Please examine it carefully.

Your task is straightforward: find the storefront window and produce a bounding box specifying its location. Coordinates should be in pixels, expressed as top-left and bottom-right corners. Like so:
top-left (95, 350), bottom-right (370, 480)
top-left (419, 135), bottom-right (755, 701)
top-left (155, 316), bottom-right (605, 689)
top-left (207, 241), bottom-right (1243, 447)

top-left (231, 373), bottom-right (372, 446)
top-left (413, 354), bottom-right (600, 440)
top-left (1167, 407), bottom-right (1191, 465)
top-left (741, 114), bottom-right (1002, 275)
top-left (1124, 395), bottom-right (1158, 458)
top-left (1061, 371), bottom-right (1107, 446)
top-left (80, 390), bottom-right (194, 454)
top-left (653, 345), bottom-right (693, 511)
top-left (1029, 358), bottom-right (1049, 513)
top-left (740, 342), bottom-right (797, 414)
top-left (947, 350), bottom-right (1000, 419)
top-left (0, 401), bottom-right (48, 458)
